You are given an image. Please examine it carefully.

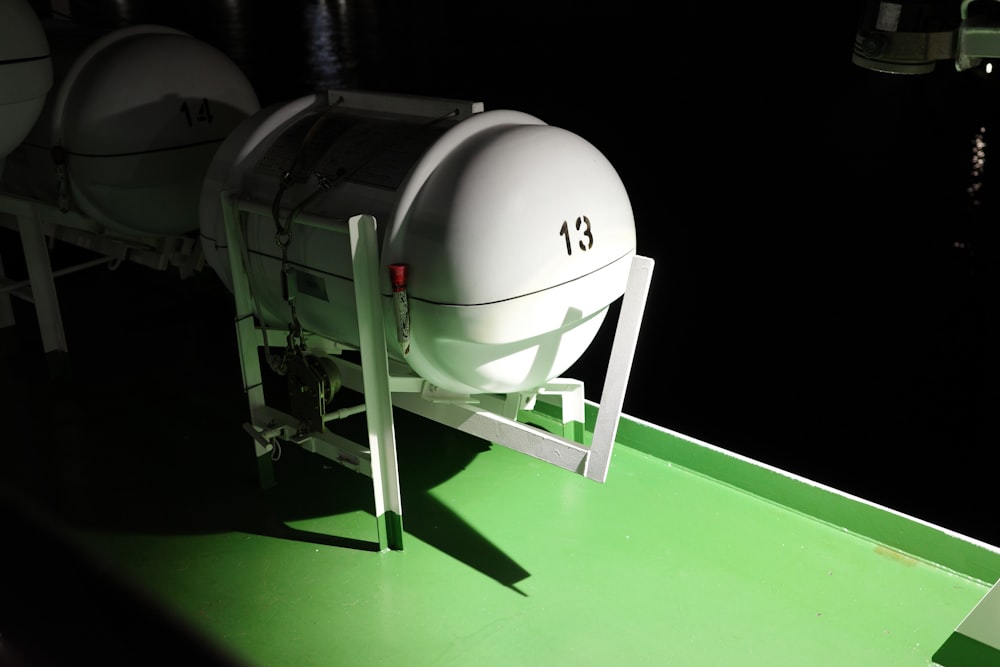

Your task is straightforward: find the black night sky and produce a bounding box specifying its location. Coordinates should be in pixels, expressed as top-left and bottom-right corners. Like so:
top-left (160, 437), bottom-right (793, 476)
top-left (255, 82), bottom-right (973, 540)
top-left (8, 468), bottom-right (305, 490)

top-left (6, 0), bottom-right (1000, 545)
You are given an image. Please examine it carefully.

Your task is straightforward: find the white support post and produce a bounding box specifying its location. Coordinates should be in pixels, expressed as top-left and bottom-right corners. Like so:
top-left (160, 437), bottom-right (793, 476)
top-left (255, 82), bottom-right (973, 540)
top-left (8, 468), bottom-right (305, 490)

top-left (348, 214), bottom-right (404, 551)
top-left (584, 254), bottom-right (655, 483)
top-left (218, 195), bottom-right (404, 548)
top-left (17, 206), bottom-right (69, 375)
top-left (220, 191), bottom-right (274, 488)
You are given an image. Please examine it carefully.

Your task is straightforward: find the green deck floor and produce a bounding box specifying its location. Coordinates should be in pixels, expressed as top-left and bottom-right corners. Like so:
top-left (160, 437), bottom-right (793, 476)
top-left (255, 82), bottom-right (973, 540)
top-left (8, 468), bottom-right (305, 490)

top-left (2, 261), bottom-right (998, 666)
top-left (19, 406), bottom-right (998, 667)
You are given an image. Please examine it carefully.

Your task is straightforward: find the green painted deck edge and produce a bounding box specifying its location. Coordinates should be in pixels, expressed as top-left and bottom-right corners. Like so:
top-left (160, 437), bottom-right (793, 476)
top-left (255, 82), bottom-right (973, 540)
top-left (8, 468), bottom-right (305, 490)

top-left (562, 403), bottom-right (1000, 584)
top-left (932, 632), bottom-right (1000, 666)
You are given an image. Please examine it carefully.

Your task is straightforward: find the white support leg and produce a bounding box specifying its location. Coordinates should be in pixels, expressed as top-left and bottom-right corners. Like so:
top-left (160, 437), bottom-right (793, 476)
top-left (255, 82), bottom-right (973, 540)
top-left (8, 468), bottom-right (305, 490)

top-left (349, 214), bottom-right (404, 551)
top-left (221, 192), bottom-right (274, 488)
top-left (585, 254), bottom-right (655, 483)
top-left (17, 208), bottom-right (70, 376)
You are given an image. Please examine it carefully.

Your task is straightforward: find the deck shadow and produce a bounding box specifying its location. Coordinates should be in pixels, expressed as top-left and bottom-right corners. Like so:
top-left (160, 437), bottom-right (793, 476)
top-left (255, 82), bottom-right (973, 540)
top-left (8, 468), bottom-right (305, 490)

top-left (1, 355), bottom-right (531, 590)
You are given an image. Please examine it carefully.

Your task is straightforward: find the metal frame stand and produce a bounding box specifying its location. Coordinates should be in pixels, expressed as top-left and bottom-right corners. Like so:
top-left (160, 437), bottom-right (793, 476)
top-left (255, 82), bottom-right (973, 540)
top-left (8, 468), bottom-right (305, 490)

top-left (220, 191), bottom-right (654, 552)
top-left (0, 191), bottom-right (205, 376)
top-left (0, 196), bottom-right (71, 373)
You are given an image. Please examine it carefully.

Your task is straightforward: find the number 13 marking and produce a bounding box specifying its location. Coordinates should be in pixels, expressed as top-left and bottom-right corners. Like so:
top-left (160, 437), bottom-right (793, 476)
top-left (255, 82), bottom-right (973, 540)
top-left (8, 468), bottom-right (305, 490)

top-left (560, 216), bottom-right (594, 255)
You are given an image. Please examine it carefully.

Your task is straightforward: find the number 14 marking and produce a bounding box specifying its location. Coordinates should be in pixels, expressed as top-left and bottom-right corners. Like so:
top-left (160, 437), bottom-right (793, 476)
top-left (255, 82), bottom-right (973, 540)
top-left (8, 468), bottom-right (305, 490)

top-left (179, 98), bottom-right (214, 126)
top-left (560, 216), bottom-right (594, 255)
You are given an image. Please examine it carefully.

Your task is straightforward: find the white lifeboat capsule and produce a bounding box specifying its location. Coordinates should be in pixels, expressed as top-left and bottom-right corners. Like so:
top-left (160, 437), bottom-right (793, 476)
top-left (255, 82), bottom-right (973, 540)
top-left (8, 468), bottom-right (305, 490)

top-left (200, 90), bottom-right (636, 395)
top-left (0, 0), bottom-right (52, 164)
top-left (5, 24), bottom-right (260, 237)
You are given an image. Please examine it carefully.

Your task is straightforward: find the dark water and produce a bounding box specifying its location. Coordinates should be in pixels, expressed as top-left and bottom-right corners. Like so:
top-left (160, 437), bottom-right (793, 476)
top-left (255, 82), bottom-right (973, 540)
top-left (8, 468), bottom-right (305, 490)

top-left (22, 0), bottom-right (1000, 544)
